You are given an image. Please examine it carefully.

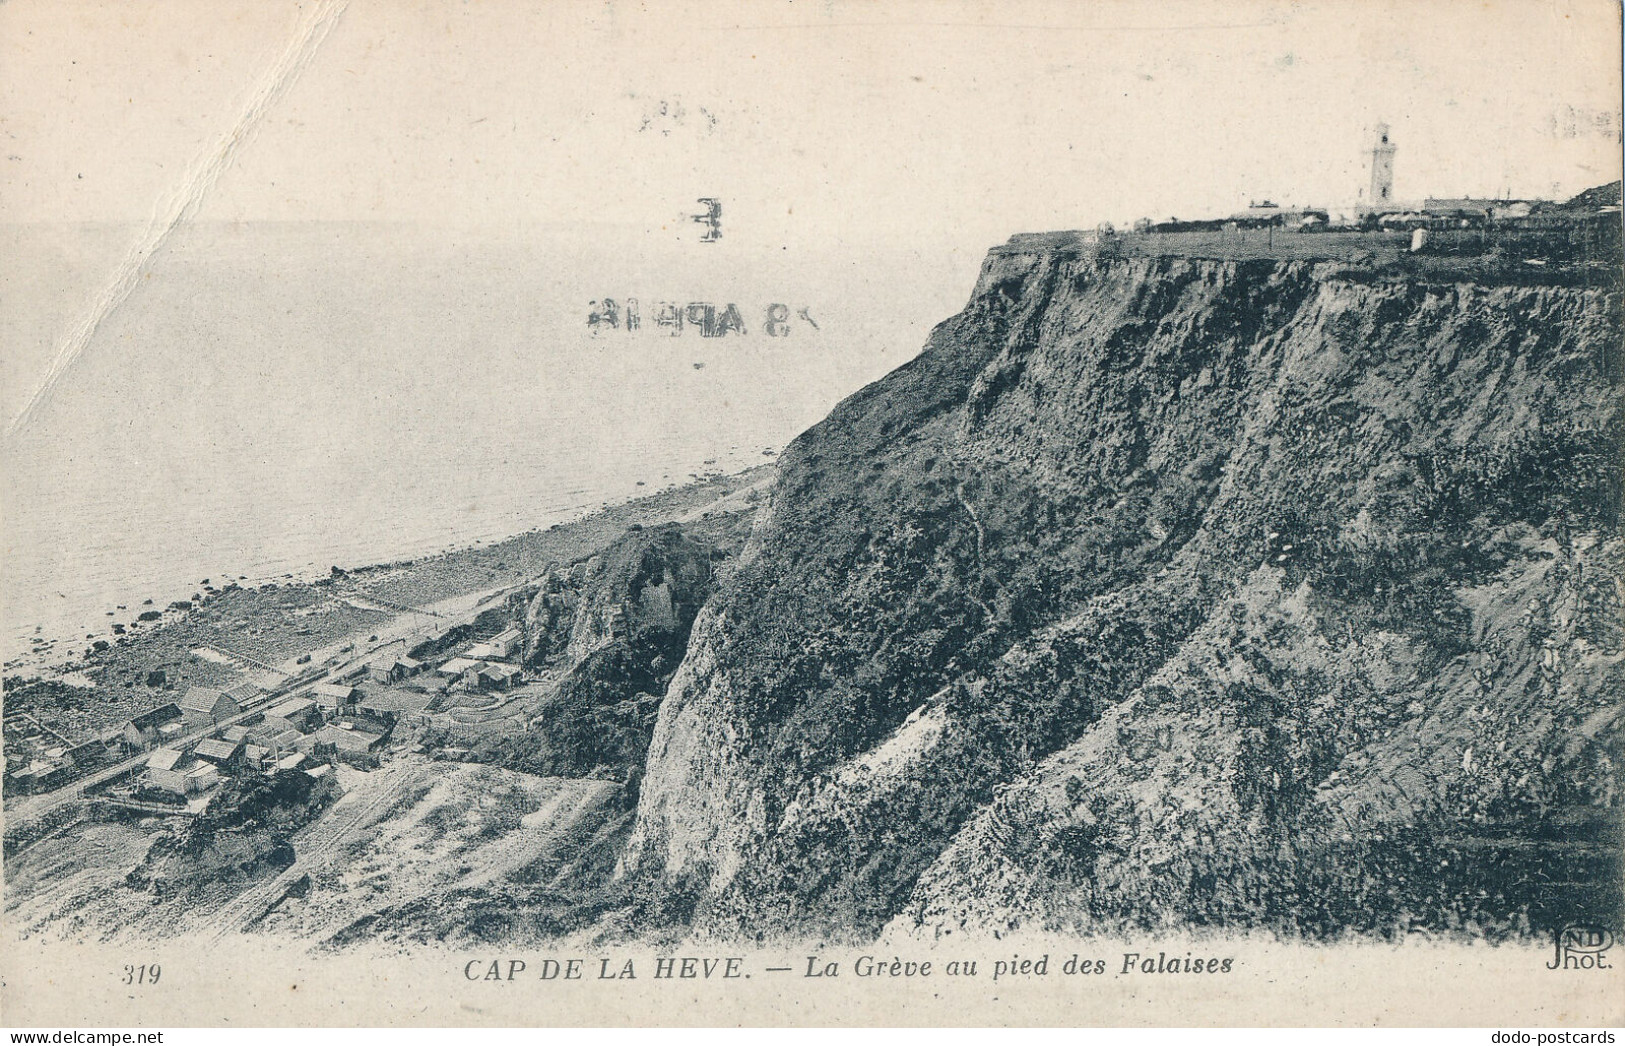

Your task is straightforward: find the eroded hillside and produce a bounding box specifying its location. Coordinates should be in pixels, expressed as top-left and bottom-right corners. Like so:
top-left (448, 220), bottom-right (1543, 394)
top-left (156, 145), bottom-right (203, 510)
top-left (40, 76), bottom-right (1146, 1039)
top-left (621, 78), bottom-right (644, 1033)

top-left (623, 243), bottom-right (1623, 941)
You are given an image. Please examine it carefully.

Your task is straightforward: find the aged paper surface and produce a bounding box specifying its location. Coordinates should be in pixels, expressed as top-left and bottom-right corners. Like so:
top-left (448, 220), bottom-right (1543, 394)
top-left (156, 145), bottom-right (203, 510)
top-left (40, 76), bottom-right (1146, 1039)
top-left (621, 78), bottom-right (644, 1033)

top-left (3, 0), bottom-right (1622, 1027)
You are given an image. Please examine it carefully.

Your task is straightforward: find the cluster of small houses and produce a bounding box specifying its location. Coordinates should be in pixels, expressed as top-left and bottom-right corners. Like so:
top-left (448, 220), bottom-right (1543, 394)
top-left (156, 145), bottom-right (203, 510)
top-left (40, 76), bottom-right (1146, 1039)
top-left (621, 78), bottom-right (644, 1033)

top-left (5, 733), bottom-right (124, 795)
top-left (4, 681), bottom-right (270, 794)
top-left (1063, 192), bottom-right (1622, 259)
top-left (5, 626), bottom-right (531, 800)
top-left (1114, 197), bottom-right (1564, 235)
top-left (403, 625), bottom-right (527, 691)
top-left (128, 679), bottom-right (392, 801)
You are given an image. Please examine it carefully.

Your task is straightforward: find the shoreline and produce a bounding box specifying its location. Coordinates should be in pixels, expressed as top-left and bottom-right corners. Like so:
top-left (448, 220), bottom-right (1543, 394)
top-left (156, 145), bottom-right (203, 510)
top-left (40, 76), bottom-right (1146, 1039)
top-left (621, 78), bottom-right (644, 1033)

top-left (1, 463), bottom-right (776, 756)
top-left (3, 461), bottom-right (776, 676)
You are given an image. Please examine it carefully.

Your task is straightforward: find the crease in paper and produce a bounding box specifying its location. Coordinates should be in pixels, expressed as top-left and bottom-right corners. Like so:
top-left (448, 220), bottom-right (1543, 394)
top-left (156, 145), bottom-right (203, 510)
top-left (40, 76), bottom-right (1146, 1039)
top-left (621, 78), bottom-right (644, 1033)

top-left (6, 0), bottom-right (349, 437)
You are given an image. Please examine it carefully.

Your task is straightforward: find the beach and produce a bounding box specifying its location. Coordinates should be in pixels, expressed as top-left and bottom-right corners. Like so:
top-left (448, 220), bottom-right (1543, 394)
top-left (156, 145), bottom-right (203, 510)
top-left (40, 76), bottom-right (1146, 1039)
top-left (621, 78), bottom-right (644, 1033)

top-left (1, 464), bottom-right (774, 804)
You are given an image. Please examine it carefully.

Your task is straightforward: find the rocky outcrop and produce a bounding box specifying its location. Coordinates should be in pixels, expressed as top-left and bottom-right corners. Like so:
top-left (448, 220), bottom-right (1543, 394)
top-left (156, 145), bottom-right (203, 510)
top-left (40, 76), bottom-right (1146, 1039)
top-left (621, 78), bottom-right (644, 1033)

top-left (622, 239), bottom-right (1623, 940)
top-left (564, 526), bottom-right (716, 669)
top-left (492, 525), bottom-right (726, 785)
top-left (522, 567), bottom-right (578, 665)
top-left (126, 771), bottom-right (336, 897)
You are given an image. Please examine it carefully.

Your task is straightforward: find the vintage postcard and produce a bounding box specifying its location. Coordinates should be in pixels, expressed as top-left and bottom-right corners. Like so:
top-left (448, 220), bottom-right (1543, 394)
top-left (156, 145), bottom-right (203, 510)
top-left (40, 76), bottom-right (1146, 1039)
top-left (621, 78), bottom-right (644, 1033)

top-left (2, 0), bottom-right (1622, 1028)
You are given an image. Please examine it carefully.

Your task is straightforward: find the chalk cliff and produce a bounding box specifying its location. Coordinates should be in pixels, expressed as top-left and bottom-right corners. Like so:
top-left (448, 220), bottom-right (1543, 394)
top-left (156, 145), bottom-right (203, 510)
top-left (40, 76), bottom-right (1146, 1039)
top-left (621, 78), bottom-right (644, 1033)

top-left (623, 237), bottom-right (1623, 940)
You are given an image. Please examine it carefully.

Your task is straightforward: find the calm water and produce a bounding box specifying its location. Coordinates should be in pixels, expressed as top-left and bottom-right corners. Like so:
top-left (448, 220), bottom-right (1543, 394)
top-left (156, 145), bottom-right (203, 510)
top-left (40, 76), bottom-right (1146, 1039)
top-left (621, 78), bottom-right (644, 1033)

top-left (2, 221), bottom-right (976, 662)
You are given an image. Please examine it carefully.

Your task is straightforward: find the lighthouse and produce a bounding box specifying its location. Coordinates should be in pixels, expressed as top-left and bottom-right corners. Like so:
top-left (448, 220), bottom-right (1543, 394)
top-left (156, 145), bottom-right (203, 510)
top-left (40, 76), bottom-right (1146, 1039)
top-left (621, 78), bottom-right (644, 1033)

top-left (1368, 123), bottom-right (1396, 208)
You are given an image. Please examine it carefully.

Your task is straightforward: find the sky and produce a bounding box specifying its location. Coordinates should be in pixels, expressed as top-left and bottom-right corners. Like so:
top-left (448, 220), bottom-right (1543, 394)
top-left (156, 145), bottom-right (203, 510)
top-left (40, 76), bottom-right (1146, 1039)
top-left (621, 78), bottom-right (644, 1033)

top-left (3, 0), bottom-right (1619, 415)
top-left (4, 0), bottom-right (1621, 237)
top-left (0, 0), bottom-right (1620, 652)
top-left (2, 0), bottom-right (1621, 429)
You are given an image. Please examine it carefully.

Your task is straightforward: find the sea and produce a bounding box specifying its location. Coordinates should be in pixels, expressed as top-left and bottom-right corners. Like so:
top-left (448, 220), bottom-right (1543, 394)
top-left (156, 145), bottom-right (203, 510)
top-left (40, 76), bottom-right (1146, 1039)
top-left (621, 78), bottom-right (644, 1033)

top-left (1, 221), bottom-right (978, 665)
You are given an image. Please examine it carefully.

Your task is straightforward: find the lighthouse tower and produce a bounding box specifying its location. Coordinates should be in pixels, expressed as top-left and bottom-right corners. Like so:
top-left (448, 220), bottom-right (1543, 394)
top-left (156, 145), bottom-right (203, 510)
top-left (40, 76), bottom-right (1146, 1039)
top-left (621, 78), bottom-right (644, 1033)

top-left (1368, 123), bottom-right (1396, 209)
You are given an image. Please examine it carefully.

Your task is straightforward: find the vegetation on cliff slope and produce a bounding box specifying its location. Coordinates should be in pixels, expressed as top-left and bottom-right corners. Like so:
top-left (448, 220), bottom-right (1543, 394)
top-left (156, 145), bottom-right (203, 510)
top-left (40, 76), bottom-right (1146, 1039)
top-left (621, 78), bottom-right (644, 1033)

top-left (627, 232), bottom-right (1622, 942)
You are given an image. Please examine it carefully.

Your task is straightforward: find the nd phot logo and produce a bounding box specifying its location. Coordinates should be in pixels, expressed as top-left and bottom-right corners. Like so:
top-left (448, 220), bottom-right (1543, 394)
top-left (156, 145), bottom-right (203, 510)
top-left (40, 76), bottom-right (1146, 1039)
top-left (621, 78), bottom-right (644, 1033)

top-left (1547, 923), bottom-right (1614, 970)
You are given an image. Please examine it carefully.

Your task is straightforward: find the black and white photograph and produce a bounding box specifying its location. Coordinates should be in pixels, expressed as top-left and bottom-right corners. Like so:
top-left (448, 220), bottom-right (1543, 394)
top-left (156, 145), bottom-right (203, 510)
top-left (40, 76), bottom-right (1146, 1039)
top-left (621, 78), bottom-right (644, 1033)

top-left (2, 0), bottom-right (1621, 1028)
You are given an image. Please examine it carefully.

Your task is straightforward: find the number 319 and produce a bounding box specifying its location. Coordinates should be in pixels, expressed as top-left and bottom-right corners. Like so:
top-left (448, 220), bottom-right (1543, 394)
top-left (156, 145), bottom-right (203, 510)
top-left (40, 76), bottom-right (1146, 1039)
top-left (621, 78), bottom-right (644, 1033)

top-left (122, 964), bottom-right (161, 985)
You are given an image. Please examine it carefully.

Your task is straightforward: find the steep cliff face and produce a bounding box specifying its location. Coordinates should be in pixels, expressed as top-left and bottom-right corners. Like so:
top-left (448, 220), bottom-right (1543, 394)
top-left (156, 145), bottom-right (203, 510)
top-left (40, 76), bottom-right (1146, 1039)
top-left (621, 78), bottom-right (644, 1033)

top-left (626, 245), bottom-right (1623, 940)
top-left (493, 525), bottom-right (724, 783)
